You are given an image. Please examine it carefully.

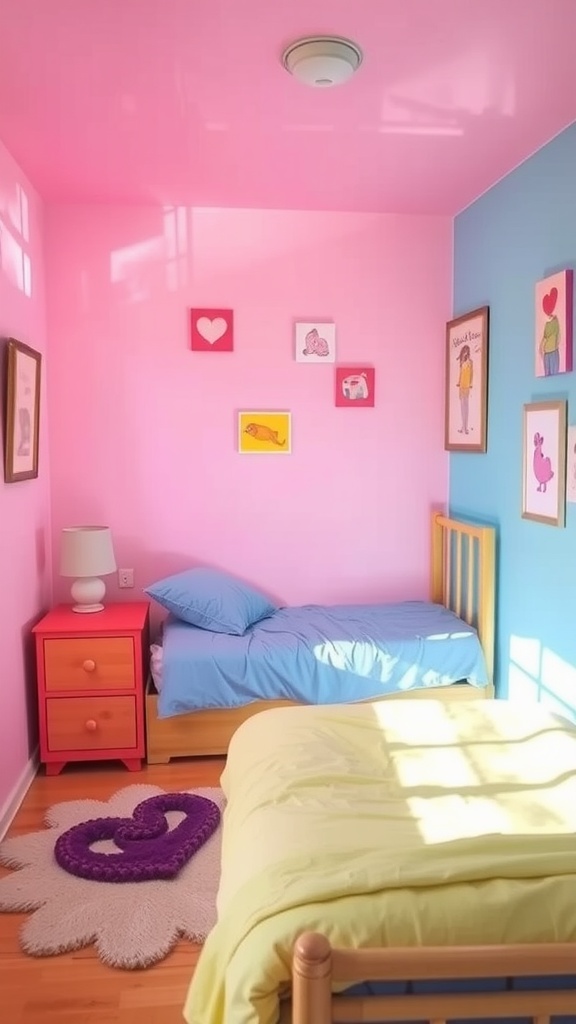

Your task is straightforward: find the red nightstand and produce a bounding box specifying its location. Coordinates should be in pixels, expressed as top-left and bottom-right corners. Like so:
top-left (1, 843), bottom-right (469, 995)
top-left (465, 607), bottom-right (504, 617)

top-left (32, 602), bottom-right (150, 776)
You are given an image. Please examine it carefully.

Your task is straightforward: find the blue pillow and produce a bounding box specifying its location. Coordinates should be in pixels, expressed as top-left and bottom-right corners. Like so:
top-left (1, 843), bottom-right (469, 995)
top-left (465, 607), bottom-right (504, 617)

top-left (144, 567), bottom-right (278, 635)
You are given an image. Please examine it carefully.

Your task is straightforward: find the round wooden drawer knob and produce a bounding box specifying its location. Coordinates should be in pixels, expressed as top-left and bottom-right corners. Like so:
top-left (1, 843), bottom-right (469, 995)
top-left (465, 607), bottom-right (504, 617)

top-left (85, 719), bottom-right (98, 732)
top-left (83, 659), bottom-right (96, 673)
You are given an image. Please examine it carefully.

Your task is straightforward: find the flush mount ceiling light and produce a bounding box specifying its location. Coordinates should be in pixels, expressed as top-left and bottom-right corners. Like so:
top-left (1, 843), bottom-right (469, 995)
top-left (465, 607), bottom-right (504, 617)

top-left (282, 36), bottom-right (363, 88)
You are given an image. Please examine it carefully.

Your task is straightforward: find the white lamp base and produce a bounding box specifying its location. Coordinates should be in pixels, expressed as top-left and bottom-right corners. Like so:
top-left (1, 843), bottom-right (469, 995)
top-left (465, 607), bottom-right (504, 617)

top-left (70, 576), bottom-right (107, 613)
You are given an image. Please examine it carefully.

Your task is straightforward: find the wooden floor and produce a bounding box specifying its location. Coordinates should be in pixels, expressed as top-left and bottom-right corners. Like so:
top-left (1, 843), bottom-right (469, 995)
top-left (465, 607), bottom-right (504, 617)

top-left (0, 757), bottom-right (225, 1024)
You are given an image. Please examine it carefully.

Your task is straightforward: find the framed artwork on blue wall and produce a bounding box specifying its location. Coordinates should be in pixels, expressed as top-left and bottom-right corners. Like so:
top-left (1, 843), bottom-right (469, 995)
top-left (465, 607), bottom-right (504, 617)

top-left (567, 424), bottom-right (576, 504)
top-left (444, 306), bottom-right (489, 453)
top-left (521, 400), bottom-right (567, 527)
top-left (534, 269), bottom-right (573, 378)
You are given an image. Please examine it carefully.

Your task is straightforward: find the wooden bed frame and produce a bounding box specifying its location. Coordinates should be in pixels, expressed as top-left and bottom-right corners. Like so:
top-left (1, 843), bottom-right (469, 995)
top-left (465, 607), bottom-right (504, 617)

top-left (287, 931), bottom-right (576, 1023)
top-left (145, 511), bottom-right (496, 763)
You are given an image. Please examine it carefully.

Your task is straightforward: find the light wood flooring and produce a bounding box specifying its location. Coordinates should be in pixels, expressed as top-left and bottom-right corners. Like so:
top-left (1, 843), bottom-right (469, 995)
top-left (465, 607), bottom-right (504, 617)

top-left (0, 757), bottom-right (224, 1024)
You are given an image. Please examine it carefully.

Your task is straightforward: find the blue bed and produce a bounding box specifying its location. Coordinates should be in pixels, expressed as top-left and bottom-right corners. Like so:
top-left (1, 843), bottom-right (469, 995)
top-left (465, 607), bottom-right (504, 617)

top-left (157, 599), bottom-right (489, 719)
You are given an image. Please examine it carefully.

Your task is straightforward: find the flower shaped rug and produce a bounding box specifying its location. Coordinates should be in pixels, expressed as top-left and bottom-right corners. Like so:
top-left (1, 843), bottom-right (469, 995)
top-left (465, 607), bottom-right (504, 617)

top-left (0, 784), bottom-right (224, 969)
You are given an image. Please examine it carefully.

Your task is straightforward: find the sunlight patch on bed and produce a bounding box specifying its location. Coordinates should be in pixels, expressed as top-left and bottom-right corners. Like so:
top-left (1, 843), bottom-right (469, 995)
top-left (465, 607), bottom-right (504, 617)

top-left (312, 639), bottom-right (398, 682)
top-left (370, 698), bottom-right (576, 844)
top-left (312, 637), bottom-right (465, 690)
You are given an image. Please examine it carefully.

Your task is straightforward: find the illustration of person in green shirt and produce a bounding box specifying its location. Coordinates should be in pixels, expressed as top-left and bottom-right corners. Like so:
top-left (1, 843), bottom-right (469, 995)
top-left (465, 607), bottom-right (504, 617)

top-left (456, 344), bottom-right (473, 434)
top-left (540, 311), bottom-right (560, 376)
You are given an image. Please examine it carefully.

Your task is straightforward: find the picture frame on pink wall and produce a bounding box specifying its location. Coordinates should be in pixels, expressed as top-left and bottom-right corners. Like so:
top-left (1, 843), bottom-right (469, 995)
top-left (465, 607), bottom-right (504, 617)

top-left (190, 308), bottom-right (234, 351)
top-left (238, 411), bottom-right (291, 454)
top-left (335, 367), bottom-right (375, 407)
top-left (295, 322), bottom-right (336, 363)
top-left (3, 337), bottom-right (41, 483)
top-left (535, 269), bottom-right (573, 377)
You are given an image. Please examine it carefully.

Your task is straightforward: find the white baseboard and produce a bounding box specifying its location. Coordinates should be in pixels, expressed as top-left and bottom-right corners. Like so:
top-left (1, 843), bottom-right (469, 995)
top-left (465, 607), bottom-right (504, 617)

top-left (0, 749), bottom-right (39, 841)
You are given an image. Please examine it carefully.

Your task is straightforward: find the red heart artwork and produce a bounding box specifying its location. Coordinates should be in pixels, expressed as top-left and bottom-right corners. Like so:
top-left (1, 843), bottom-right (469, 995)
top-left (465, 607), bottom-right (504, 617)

top-left (542, 288), bottom-right (558, 317)
top-left (190, 308), bottom-right (234, 351)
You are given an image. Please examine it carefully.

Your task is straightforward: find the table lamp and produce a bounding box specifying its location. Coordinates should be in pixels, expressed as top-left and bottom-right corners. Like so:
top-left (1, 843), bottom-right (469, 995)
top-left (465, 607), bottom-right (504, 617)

top-left (60, 525), bottom-right (117, 613)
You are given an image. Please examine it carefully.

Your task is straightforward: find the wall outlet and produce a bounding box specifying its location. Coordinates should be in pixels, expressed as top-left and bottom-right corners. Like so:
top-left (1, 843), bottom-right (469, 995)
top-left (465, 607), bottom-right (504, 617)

top-left (118, 568), bottom-right (134, 589)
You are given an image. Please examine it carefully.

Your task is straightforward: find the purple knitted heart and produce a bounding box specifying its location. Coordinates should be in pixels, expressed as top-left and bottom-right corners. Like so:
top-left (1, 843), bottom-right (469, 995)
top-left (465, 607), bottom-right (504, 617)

top-left (54, 792), bottom-right (221, 883)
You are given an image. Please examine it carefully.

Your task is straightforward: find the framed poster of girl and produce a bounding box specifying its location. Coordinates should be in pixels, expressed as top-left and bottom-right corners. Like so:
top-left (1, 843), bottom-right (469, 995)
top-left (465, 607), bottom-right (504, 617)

top-left (444, 306), bottom-right (489, 453)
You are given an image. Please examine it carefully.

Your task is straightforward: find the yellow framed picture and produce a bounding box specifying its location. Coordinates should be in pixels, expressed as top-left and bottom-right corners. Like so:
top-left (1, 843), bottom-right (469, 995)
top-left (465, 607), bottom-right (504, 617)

top-left (238, 411), bottom-right (291, 454)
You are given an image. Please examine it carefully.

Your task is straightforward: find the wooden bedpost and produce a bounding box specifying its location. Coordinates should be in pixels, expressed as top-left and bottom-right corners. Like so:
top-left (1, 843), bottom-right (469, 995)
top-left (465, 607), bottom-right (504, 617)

top-left (477, 523), bottom-right (496, 689)
top-left (292, 932), bottom-right (332, 1024)
top-left (430, 511), bottom-right (445, 605)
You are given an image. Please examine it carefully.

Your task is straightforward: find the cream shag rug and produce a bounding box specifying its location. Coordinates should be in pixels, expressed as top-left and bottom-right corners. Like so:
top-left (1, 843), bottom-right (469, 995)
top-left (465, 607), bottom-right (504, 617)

top-left (0, 784), bottom-right (224, 969)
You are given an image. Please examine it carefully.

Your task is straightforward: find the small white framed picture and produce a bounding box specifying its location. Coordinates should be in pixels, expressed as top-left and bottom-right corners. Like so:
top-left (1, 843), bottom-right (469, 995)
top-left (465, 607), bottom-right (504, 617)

top-left (295, 322), bottom-right (336, 363)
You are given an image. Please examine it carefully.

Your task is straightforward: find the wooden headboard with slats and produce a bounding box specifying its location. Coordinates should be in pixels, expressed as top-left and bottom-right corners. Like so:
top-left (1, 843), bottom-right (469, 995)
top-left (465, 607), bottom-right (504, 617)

top-left (430, 511), bottom-right (496, 692)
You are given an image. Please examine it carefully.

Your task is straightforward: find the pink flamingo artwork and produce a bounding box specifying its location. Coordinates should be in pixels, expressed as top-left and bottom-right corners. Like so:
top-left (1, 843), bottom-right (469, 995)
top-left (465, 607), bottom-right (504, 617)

top-left (533, 432), bottom-right (554, 492)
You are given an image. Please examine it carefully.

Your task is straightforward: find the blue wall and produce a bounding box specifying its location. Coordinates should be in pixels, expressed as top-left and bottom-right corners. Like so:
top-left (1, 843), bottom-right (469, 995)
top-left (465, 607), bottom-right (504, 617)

top-left (451, 122), bottom-right (576, 721)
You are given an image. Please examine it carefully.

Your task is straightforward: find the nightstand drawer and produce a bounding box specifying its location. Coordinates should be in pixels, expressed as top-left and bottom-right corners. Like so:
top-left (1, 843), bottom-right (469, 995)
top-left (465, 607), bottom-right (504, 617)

top-left (44, 637), bottom-right (135, 691)
top-left (46, 695), bottom-right (137, 751)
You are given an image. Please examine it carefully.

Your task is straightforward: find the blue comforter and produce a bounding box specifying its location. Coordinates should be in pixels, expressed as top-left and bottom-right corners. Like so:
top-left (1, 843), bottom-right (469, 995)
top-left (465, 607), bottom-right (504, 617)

top-left (157, 600), bottom-right (489, 718)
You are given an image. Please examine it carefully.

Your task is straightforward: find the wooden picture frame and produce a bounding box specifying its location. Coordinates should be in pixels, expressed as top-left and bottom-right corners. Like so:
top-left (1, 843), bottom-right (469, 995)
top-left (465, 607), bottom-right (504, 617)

top-left (444, 306), bottom-right (489, 452)
top-left (3, 338), bottom-right (41, 483)
top-left (521, 399), bottom-right (567, 527)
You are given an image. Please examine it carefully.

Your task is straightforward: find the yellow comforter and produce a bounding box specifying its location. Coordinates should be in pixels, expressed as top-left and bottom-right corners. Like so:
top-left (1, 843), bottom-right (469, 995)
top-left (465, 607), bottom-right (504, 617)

top-left (184, 699), bottom-right (576, 1024)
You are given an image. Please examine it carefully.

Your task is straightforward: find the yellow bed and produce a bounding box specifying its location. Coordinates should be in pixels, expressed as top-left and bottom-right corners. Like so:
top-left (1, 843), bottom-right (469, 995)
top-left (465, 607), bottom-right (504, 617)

top-left (146, 511), bottom-right (496, 762)
top-left (184, 698), bottom-right (576, 1024)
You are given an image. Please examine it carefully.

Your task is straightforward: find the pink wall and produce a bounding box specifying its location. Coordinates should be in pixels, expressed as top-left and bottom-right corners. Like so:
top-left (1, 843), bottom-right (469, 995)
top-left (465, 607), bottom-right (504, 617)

top-left (45, 205), bottom-right (450, 623)
top-left (0, 140), bottom-right (50, 817)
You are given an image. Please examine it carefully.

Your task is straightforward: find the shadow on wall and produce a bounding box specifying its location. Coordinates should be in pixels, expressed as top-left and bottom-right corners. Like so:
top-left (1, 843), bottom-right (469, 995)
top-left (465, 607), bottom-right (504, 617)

top-left (109, 205), bottom-right (190, 302)
top-left (506, 633), bottom-right (576, 724)
top-left (20, 612), bottom-right (42, 757)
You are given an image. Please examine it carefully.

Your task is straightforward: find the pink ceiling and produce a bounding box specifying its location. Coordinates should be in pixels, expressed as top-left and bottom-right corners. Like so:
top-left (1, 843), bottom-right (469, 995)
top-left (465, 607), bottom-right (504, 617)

top-left (1, 0), bottom-right (575, 214)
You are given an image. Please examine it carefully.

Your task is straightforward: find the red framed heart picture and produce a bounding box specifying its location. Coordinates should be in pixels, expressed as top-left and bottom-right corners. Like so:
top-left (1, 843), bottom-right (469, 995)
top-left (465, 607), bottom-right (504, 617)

top-left (190, 308), bottom-right (234, 352)
top-left (535, 270), bottom-right (573, 378)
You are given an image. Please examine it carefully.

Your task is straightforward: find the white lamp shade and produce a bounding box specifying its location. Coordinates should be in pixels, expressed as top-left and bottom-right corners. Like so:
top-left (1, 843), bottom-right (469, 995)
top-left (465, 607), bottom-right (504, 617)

top-left (60, 526), bottom-right (117, 578)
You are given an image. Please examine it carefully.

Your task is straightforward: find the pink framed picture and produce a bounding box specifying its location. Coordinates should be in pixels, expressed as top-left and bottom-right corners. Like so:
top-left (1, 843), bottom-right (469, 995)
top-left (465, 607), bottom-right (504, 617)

top-left (190, 308), bottom-right (234, 351)
top-left (335, 367), bottom-right (375, 407)
top-left (535, 270), bottom-right (573, 377)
